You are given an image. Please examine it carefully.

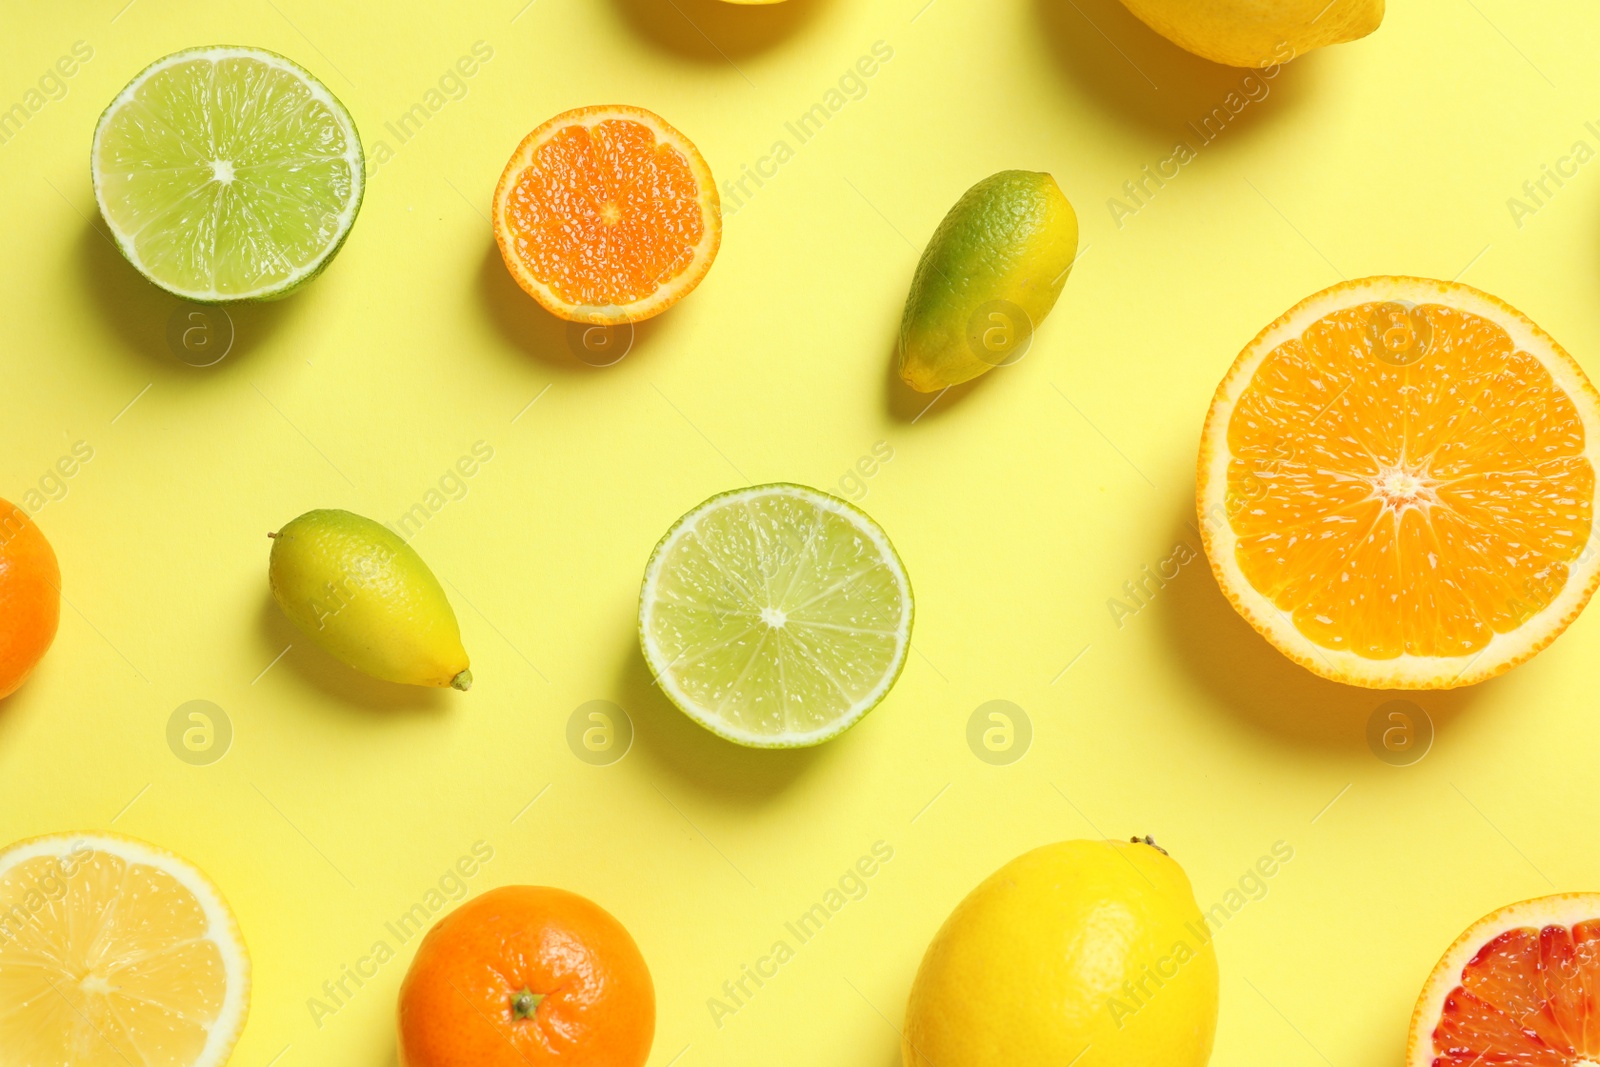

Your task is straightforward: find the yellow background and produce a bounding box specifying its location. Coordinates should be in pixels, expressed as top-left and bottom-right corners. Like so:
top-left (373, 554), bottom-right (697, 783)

top-left (3, 0), bottom-right (1598, 1063)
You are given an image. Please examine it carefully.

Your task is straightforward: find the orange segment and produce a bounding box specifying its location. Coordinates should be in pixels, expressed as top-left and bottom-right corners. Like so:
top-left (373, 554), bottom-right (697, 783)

top-left (0, 833), bottom-right (249, 1067)
top-left (1198, 277), bottom-right (1600, 689)
top-left (493, 105), bottom-right (720, 325)
top-left (1409, 895), bottom-right (1600, 1067)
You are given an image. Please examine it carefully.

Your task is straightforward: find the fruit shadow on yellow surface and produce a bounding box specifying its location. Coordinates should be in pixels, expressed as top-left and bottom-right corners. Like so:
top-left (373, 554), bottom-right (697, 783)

top-left (476, 241), bottom-right (666, 372)
top-left (255, 595), bottom-right (451, 715)
top-left (1157, 508), bottom-right (1480, 752)
top-left (616, 638), bottom-right (830, 804)
top-left (76, 220), bottom-right (301, 372)
top-left (882, 333), bottom-right (995, 423)
top-left (1032, 0), bottom-right (1318, 141)
top-left (610, 0), bottom-right (830, 62)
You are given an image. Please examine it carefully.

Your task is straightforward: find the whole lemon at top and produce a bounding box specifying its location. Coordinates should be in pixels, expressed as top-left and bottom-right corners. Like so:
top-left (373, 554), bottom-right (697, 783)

top-left (898, 170), bottom-right (1079, 393)
top-left (904, 838), bottom-right (1218, 1067)
top-left (1117, 0), bottom-right (1384, 67)
top-left (269, 509), bottom-right (472, 690)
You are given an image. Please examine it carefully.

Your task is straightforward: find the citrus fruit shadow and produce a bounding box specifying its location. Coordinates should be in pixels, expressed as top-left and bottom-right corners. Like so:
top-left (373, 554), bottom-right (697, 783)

top-left (610, 0), bottom-right (832, 62)
top-left (477, 241), bottom-right (664, 371)
top-left (1156, 507), bottom-right (1480, 751)
top-left (1031, 0), bottom-right (1319, 140)
top-left (616, 636), bottom-right (830, 804)
top-left (77, 219), bottom-right (300, 371)
top-left (883, 331), bottom-right (992, 422)
top-left (255, 595), bottom-right (450, 714)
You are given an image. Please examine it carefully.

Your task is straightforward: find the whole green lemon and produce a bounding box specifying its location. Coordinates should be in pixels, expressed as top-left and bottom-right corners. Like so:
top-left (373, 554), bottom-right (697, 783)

top-left (268, 509), bottom-right (471, 690)
top-left (898, 170), bottom-right (1078, 393)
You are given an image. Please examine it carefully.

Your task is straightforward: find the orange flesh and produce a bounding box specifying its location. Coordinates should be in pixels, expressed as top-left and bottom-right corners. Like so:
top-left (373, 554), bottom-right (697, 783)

top-left (1225, 302), bottom-right (1593, 659)
top-left (502, 119), bottom-right (705, 308)
top-left (1432, 921), bottom-right (1600, 1065)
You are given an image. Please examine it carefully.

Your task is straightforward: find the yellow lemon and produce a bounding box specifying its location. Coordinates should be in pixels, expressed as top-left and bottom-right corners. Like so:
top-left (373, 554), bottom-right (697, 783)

top-left (1117, 0), bottom-right (1384, 67)
top-left (904, 838), bottom-right (1218, 1067)
top-left (268, 509), bottom-right (472, 689)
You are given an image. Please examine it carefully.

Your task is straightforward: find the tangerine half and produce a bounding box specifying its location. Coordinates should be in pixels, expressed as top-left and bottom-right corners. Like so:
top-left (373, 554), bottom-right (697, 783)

top-left (0, 499), bottom-right (60, 699)
top-left (493, 105), bottom-right (720, 325)
top-left (397, 885), bottom-right (654, 1067)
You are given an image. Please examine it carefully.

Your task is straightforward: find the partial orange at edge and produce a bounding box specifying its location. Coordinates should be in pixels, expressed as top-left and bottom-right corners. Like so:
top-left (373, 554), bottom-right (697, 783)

top-left (0, 498), bottom-right (60, 700)
top-left (1197, 276), bottom-right (1600, 689)
top-left (492, 104), bottom-right (721, 325)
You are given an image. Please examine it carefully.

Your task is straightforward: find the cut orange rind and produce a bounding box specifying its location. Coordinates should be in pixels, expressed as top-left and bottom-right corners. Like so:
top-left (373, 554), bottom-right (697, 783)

top-left (1198, 277), bottom-right (1600, 689)
top-left (492, 105), bottom-right (721, 325)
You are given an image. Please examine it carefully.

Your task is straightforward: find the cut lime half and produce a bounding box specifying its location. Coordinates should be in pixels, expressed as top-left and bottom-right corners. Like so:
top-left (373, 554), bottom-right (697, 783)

top-left (639, 484), bottom-right (914, 748)
top-left (92, 45), bottom-right (363, 302)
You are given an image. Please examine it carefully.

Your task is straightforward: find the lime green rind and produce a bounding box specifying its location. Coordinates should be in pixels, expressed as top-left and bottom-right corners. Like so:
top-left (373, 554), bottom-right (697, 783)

top-left (91, 45), bottom-right (364, 304)
top-left (899, 170), bottom-right (1079, 392)
top-left (638, 483), bottom-right (915, 749)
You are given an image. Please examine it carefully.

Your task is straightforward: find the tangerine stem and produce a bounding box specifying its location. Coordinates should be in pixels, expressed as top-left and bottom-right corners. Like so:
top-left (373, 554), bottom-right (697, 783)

top-left (512, 988), bottom-right (544, 1019)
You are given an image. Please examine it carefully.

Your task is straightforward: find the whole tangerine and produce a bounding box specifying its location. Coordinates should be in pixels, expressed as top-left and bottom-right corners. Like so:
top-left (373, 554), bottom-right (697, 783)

top-left (0, 500), bottom-right (60, 700)
top-left (398, 885), bottom-right (654, 1067)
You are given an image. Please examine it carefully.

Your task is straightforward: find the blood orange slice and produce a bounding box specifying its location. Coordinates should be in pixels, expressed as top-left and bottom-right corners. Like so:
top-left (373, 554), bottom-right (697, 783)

top-left (1198, 277), bottom-right (1600, 689)
top-left (492, 105), bottom-right (720, 325)
top-left (1409, 894), bottom-right (1600, 1067)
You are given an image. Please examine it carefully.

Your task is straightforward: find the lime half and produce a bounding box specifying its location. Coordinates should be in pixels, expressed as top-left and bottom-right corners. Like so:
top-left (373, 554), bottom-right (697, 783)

top-left (92, 46), bottom-right (363, 302)
top-left (639, 484), bottom-right (914, 748)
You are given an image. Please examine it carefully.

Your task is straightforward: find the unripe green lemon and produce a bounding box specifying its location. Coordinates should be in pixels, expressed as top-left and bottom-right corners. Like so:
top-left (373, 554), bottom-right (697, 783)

top-left (904, 838), bottom-right (1218, 1067)
top-left (268, 509), bottom-right (471, 690)
top-left (898, 170), bottom-right (1078, 393)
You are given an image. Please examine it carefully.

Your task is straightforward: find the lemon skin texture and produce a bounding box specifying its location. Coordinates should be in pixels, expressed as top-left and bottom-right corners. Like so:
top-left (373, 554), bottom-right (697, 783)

top-left (268, 509), bottom-right (471, 689)
top-left (903, 838), bottom-right (1218, 1067)
top-left (898, 170), bottom-right (1078, 393)
top-left (1116, 0), bottom-right (1384, 67)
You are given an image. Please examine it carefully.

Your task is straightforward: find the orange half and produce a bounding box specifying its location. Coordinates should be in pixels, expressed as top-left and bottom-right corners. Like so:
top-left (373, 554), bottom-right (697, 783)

top-left (1198, 277), bottom-right (1600, 689)
top-left (1408, 894), bottom-right (1600, 1067)
top-left (493, 105), bottom-right (720, 325)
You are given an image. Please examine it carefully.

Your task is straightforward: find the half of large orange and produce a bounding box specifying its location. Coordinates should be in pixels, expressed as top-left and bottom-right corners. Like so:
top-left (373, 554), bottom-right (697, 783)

top-left (1408, 894), bottom-right (1600, 1066)
top-left (1198, 277), bottom-right (1600, 689)
top-left (493, 104), bottom-right (720, 325)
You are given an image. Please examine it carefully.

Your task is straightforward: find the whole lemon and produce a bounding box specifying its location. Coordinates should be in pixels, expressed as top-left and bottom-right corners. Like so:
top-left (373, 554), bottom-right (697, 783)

top-left (903, 838), bottom-right (1218, 1067)
top-left (898, 170), bottom-right (1078, 393)
top-left (1117, 0), bottom-right (1383, 67)
top-left (268, 509), bottom-right (472, 690)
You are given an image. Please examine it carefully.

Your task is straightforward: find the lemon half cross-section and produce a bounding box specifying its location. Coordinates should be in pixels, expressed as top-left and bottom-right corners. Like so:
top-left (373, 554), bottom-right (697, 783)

top-left (0, 832), bottom-right (250, 1067)
top-left (639, 484), bottom-right (914, 747)
top-left (92, 45), bottom-right (363, 302)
